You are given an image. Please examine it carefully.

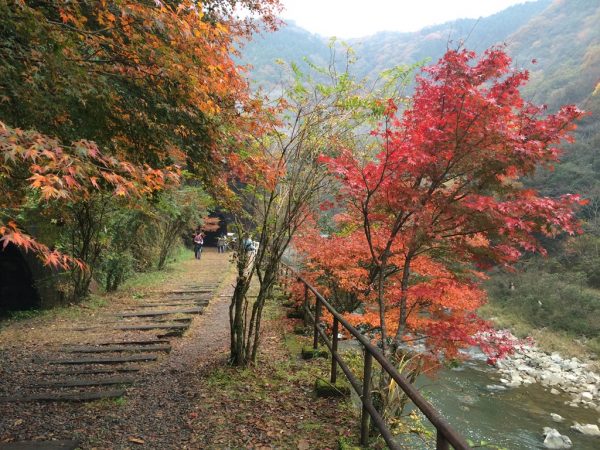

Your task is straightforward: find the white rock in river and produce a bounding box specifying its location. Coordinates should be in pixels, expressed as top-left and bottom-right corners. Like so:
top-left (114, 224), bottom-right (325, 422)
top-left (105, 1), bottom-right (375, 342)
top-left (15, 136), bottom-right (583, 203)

top-left (550, 413), bottom-right (564, 422)
top-left (581, 391), bottom-right (594, 401)
top-left (550, 388), bottom-right (560, 395)
top-left (541, 372), bottom-right (562, 386)
top-left (543, 429), bottom-right (573, 449)
top-left (486, 384), bottom-right (507, 391)
top-left (543, 428), bottom-right (572, 449)
top-left (570, 422), bottom-right (600, 436)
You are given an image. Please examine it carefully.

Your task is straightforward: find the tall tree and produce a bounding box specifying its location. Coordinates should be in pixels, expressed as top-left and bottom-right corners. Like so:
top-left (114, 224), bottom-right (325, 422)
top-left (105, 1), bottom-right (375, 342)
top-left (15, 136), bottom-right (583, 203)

top-left (0, 0), bottom-right (281, 175)
top-left (226, 48), bottom-right (416, 365)
top-left (299, 48), bottom-right (585, 361)
top-left (0, 1), bottom-right (281, 296)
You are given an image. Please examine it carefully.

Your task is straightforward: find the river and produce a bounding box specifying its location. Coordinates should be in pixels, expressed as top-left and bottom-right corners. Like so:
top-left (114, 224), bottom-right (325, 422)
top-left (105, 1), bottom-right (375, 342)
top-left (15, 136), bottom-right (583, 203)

top-left (340, 341), bottom-right (599, 449)
top-left (411, 357), bottom-right (599, 449)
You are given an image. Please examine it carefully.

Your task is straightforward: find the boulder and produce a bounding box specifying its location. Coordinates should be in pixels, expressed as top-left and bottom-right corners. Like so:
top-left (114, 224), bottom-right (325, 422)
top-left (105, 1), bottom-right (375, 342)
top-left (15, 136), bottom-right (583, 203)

top-left (550, 413), bottom-right (564, 423)
top-left (581, 391), bottom-right (594, 402)
top-left (541, 372), bottom-right (562, 386)
top-left (543, 428), bottom-right (572, 449)
top-left (548, 365), bottom-right (562, 373)
top-left (570, 422), bottom-right (600, 436)
top-left (486, 384), bottom-right (507, 391)
top-left (517, 364), bottom-right (536, 374)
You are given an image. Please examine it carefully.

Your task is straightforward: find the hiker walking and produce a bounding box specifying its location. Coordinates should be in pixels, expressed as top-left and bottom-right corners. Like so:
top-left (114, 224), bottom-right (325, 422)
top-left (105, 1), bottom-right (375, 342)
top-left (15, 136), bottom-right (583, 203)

top-left (193, 229), bottom-right (204, 260)
top-left (217, 234), bottom-right (226, 253)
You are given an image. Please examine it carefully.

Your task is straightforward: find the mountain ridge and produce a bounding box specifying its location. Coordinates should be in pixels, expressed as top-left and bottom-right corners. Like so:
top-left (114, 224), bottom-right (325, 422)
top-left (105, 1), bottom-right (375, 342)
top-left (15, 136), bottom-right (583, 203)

top-left (242, 0), bottom-right (555, 90)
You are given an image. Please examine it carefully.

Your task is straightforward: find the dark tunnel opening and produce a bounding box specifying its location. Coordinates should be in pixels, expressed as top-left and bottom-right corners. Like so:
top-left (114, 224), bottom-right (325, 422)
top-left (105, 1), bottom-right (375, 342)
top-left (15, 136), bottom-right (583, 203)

top-left (0, 244), bottom-right (41, 313)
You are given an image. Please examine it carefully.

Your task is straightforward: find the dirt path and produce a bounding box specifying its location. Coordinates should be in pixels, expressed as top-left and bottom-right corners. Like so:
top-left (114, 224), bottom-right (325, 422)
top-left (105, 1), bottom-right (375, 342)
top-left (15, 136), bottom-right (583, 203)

top-left (0, 248), bottom-right (236, 449)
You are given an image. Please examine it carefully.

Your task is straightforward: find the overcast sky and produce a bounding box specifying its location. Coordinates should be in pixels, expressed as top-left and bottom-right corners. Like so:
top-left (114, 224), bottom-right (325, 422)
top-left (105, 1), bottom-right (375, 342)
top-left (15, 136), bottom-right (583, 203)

top-left (280, 0), bottom-right (537, 38)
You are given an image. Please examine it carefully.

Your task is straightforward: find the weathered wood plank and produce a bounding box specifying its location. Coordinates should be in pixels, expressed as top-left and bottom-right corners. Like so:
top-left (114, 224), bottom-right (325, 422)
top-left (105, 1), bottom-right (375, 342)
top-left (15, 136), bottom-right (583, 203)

top-left (159, 296), bottom-right (210, 302)
top-left (0, 389), bottom-right (126, 403)
top-left (46, 354), bottom-right (158, 365)
top-left (133, 301), bottom-right (208, 308)
top-left (148, 317), bottom-right (191, 324)
top-left (114, 324), bottom-right (188, 331)
top-left (32, 376), bottom-right (135, 388)
top-left (119, 307), bottom-right (203, 317)
top-left (62, 344), bottom-right (171, 353)
top-left (42, 367), bottom-right (140, 376)
top-left (167, 289), bottom-right (213, 294)
top-left (94, 339), bottom-right (169, 346)
top-left (0, 440), bottom-right (81, 449)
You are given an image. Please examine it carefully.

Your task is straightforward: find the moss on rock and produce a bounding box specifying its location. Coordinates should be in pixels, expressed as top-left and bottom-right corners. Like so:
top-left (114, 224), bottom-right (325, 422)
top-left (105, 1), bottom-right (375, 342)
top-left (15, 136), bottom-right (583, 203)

top-left (315, 378), bottom-right (350, 398)
top-left (301, 345), bottom-right (328, 359)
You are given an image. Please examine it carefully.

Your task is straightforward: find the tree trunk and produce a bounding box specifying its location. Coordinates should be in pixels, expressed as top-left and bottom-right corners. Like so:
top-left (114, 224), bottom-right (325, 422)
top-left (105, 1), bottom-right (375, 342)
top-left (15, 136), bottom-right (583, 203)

top-left (229, 251), bottom-right (252, 365)
top-left (393, 256), bottom-right (412, 350)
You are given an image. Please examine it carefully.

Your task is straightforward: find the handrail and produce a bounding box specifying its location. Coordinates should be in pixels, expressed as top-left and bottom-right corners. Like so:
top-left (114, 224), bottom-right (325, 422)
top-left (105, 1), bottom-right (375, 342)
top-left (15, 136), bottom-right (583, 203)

top-left (281, 265), bottom-right (471, 450)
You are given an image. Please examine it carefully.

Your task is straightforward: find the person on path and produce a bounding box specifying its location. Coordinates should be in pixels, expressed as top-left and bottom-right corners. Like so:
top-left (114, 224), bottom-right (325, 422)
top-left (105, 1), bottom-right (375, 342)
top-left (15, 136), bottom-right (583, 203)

top-left (243, 234), bottom-right (254, 253)
top-left (217, 234), bottom-right (226, 253)
top-left (193, 229), bottom-right (204, 260)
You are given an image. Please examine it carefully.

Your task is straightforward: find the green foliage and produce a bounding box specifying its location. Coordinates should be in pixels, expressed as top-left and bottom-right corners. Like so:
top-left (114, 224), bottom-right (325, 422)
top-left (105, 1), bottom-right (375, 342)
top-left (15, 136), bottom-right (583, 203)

top-left (301, 345), bottom-right (329, 359)
top-left (486, 253), bottom-right (600, 339)
top-left (153, 185), bottom-right (213, 270)
top-left (102, 251), bottom-right (135, 292)
top-left (314, 378), bottom-right (350, 397)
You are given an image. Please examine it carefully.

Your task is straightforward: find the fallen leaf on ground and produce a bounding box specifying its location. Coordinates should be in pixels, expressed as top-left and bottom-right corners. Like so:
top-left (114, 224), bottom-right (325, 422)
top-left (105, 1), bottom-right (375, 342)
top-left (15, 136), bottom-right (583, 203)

top-left (128, 437), bottom-right (145, 444)
top-left (297, 439), bottom-right (310, 450)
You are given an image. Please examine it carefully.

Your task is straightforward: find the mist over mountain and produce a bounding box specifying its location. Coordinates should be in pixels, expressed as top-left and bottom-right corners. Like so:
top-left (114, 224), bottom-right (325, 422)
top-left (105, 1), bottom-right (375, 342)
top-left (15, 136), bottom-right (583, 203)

top-left (242, 0), bottom-right (554, 90)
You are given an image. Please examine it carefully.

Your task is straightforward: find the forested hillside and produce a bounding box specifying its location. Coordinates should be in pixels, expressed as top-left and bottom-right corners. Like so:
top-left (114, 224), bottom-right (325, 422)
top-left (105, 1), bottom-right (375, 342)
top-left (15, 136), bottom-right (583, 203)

top-left (243, 0), bottom-right (552, 87)
top-left (244, 0), bottom-right (600, 354)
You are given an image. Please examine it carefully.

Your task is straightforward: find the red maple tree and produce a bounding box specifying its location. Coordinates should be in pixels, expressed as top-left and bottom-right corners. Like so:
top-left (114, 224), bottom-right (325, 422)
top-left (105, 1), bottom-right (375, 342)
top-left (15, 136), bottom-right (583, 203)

top-left (294, 48), bottom-right (586, 361)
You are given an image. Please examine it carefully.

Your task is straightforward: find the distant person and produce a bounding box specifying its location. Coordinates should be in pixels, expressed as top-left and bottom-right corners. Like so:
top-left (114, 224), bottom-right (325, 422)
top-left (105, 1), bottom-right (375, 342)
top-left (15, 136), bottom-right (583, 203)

top-left (217, 234), bottom-right (226, 253)
top-left (243, 234), bottom-right (254, 253)
top-left (193, 229), bottom-right (204, 260)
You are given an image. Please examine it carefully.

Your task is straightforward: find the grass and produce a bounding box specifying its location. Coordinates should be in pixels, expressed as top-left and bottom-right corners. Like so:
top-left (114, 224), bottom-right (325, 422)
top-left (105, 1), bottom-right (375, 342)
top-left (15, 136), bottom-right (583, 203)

top-left (0, 293), bottom-right (107, 325)
top-left (118, 245), bottom-right (191, 293)
top-left (193, 288), bottom-right (360, 449)
top-left (90, 396), bottom-right (127, 409)
top-left (479, 302), bottom-right (600, 360)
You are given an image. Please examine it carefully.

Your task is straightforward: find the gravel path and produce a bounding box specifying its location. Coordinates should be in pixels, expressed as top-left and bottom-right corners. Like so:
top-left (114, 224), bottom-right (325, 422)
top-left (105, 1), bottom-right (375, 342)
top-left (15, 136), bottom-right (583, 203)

top-left (0, 248), bottom-right (235, 449)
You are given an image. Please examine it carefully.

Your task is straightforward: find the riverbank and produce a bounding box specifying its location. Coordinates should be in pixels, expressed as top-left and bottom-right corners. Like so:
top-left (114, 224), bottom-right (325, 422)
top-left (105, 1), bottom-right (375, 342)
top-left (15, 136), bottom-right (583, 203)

top-left (480, 302), bottom-right (599, 365)
top-left (494, 343), bottom-right (600, 412)
top-left (480, 304), bottom-right (600, 412)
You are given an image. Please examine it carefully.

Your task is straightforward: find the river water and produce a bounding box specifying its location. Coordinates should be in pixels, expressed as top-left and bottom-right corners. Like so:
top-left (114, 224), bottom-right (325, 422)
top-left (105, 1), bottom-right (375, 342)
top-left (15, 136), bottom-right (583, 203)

top-left (412, 358), bottom-right (600, 449)
top-left (339, 341), bottom-right (599, 448)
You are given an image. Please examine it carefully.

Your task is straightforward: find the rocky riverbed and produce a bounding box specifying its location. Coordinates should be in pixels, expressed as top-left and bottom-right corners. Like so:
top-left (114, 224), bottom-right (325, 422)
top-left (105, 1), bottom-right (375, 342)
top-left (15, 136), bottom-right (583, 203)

top-left (487, 342), bottom-right (600, 448)
top-left (408, 335), bottom-right (600, 450)
top-left (495, 345), bottom-right (600, 413)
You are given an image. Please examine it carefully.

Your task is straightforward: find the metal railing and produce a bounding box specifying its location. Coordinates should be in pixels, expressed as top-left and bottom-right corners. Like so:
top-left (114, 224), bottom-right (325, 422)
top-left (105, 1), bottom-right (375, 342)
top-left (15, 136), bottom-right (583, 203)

top-left (281, 266), bottom-right (471, 450)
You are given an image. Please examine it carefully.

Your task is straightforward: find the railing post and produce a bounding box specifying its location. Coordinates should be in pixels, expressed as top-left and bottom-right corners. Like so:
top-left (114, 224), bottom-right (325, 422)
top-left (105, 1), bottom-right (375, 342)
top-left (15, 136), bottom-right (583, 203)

top-left (330, 317), bottom-right (339, 384)
top-left (436, 432), bottom-right (450, 450)
top-left (313, 296), bottom-right (321, 350)
top-left (360, 351), bottom-right (373, 446)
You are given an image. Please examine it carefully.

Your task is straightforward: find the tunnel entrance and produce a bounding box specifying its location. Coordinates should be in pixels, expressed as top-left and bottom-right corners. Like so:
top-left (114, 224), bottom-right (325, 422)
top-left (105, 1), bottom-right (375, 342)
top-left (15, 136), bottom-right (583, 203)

top-left (0, 243), bottom-right (41, 312)
top-left (203, 213), bottom-right (229, 246)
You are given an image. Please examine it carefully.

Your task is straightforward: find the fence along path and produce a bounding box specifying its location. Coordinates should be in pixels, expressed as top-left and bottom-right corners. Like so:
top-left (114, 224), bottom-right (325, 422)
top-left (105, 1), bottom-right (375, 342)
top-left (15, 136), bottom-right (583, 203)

top-left (281, 265), bottom-right (471, 450)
